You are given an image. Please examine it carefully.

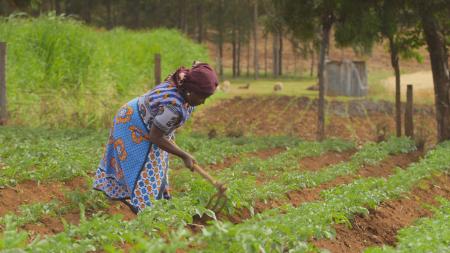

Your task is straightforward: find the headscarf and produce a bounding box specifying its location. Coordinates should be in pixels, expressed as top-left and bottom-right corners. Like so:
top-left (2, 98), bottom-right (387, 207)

top-left (166, 63), bottom-right (218, 98)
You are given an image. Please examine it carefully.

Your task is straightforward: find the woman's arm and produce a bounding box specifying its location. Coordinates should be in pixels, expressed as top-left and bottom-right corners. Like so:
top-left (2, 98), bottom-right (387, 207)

top-left (147, 124), bottom-right (196, 170)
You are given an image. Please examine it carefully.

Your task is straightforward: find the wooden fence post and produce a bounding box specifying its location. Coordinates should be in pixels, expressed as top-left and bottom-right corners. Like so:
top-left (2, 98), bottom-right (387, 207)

top-left (154, 53), bottom-right (161, 86)
top-left (0, 42), bottom-right (6, 125)
top-left (405, 84), bottom-right (414, 138)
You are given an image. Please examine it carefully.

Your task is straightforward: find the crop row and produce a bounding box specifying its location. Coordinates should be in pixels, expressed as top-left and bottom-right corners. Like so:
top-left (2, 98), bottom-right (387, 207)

top-left (0, 127), bottom-right (298, 186)
top-left (364, 198), bottom-right (450, 253)
top-left (0, 137), bottom-right (417, 252)
top-left (172, 137), bottom-right (413, 213)
top-left (0, 137), bottom-right (352, 231)
top-left (183, 140), bottom-right (450, 252)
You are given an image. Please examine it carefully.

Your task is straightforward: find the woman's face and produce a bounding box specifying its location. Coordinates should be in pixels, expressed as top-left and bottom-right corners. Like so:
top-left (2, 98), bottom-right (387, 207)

top-left (186, 91), bottom-right (207, 106)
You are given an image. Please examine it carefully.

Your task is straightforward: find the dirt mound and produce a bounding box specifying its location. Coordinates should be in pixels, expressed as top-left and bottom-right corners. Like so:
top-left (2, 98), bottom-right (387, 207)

top-left (300, 150), bottom-right (356, 172)
top-left (207, 147), bottom-right (286, 171)
top-left (357, 151), bottom-right (423, 178)
top-left (0, 176), bottom-right (136, 236)
top-left (0, 177), bottom-right (86, 216)
top-left (312, 174), bottom-right (450, 253)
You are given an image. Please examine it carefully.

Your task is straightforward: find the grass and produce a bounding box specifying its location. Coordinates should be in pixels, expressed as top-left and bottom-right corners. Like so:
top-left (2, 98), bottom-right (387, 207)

top-left (205, 69), bottom-right (421, 105)
top-left (0, 14), bottom-right (208, 128)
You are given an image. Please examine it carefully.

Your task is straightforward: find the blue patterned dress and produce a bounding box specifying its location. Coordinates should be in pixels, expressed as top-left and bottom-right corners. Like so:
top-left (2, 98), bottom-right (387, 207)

top-left (93, 82), bottom-right (194, 213)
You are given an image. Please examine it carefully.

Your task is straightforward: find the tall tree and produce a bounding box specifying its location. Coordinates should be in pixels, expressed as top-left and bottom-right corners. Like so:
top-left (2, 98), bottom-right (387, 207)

top-left (278, 0), bottom-right (338, 140)
top-left (261, 0), bottom-right (284, 77)
top-left (253, 0), bottom-right (259, 79)
top-left (335, 0), bottom-right (425, 138)
top-left (413, 0), bottom-right (450, 141)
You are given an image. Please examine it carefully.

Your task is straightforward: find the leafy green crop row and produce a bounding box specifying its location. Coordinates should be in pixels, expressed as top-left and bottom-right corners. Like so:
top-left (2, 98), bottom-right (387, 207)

top-left (0, 127), bottom-right (299, 186)
top-left (184, 141), bottom-right (449, 253)
top-left (364, 199), bottom-right (450, 253)
top-left (0, 137), bottom-right (416, 252)
top-left (172, 137), bottom-right (413, 213)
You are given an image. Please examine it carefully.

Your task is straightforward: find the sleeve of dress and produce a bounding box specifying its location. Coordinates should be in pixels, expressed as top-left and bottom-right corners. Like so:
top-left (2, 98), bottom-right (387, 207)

top-left (152, 105), bottom-right (182, 135)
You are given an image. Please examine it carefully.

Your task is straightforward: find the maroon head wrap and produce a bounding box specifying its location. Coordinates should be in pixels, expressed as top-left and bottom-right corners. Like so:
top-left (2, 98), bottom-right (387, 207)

top-left (167, 63), bottom-right (218, 98)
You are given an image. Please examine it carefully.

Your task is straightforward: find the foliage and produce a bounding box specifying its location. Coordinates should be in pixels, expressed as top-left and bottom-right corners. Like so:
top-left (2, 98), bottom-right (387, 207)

top-left (0, 14), bottom-right (208, 128)
top-left (1, 126), bottom-right (447, 252)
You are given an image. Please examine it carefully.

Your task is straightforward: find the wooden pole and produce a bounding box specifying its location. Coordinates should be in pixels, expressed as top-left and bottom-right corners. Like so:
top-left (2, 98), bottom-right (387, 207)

top-left (0, 42), bottom-right (6, 125)
top-left (405, 84), bottom-right (414, 138)
top-left (154, 53), bottom-right (161, 86)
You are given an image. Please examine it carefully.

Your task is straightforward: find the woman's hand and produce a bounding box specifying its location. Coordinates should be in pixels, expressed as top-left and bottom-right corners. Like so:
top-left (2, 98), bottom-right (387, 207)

top-left (182, 153), bottom-right (197, 171)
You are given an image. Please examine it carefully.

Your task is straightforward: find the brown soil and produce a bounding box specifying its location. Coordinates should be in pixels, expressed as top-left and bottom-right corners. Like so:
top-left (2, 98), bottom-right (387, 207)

top-left (217, 150), bottom-right (422, 225)
top-left (0, 176), bottom-right (136, 236)
top-left (312, 174), bottom-right (450, 253)
top-left (106, 200), bottom-right (136, 220)
top-left (256, 149), bottom-right (356, 184)
top-left (207, 147), bottom-right (286, 171)
top-left (0, 177), bottom-right (85, 217)
top-left (23, 212), bottom-right (80, 237)
top-left (287, 151), bottom-right (423, 208)
top-left (300, 149), bottom-right (356, 172)
top-left (193, 96), bottom-right (437, 144)
top-left (357, 151), bottom-right (423, 178)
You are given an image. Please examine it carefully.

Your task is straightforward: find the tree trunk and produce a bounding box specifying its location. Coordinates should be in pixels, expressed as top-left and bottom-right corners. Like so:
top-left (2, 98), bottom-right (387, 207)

top-left (232, 17), bottom-right (237, 78)
top-left (218, 0), bottom-right (224, 79)
top-left (389, 36), bottom-right (402, 137)
top-left (310, 48), bottom-right (315, 77)
top-left (105, 0), bottom-right (112, 29)
top-left (278, 30), bottom-right (283, 76)
top-left (247, 34), bottom-right (250, 77)
top-left (421, 12), bottom-right (450, 142)
top-left (293, 50), bottom-right (297, 76)
top-left (112, 3), bottom-right (117, 27)
top-left (197, 2), bottom-right (204, 43)
top-left (317, 15), bottom-right (333, 141)
top-left (264, 33), bottom-right (268, 77)
top-left (133, 0), bottom-right (141, 29)
top-left (82, 1), bottom-right (92, 24)
top-left (237, 29), bottom-right (241, 77)
top-left (253, 0), bottom-right (259, 79)
top-left (273, 33), bottom-right (279, 77)
top-left (54, 0), bottom-right (61, 15)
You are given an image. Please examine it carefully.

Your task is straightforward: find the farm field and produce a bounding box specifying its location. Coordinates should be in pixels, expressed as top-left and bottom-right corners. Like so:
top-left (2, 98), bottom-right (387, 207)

top-left (1, 125), bottom-right (449, 252)
top-left (0, 9), bottom-right (449, 253)
top-left (192, 95), bottom-right (437, 145)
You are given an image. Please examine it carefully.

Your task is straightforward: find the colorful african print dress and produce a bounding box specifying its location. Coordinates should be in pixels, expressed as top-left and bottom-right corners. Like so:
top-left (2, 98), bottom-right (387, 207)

top-left (93, 82), bottom-right (194, 213)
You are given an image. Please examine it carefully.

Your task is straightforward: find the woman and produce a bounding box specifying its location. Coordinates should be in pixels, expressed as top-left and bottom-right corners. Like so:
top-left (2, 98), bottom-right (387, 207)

top-left (93, 63), bottom-right (218, 213)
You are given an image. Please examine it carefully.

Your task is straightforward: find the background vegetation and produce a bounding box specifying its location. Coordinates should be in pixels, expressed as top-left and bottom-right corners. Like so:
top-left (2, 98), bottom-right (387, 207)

top-left (0, 15), bottom-right (208, 128)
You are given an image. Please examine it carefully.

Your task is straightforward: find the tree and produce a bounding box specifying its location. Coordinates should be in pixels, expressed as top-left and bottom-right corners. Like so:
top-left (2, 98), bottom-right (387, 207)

top-left (261, 0), bottom-right (284, 77)
top-left (413, 0), bottom-right (450, 141)
top-left (253, 0), bottom-right (259, 79)
top-left (278, 0), bottom-right (339, 140)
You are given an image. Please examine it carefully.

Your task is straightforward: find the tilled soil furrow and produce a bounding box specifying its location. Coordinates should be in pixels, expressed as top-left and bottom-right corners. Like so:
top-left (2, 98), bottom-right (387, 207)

top-left (206, 147), bottom-right (287, 171)
top-left (312, 174), bottom-right (450, 253)
top-left (222, 150), bottom-right (422, 224)
top-left (0, 177), bottom-right (86, 217)
top-left (0, 176), bottom-right (136, 236)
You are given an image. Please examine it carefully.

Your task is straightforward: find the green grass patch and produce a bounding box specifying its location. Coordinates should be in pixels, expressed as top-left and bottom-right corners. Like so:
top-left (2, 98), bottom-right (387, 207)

top-left (0, 14), bottom-right (208, 128)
